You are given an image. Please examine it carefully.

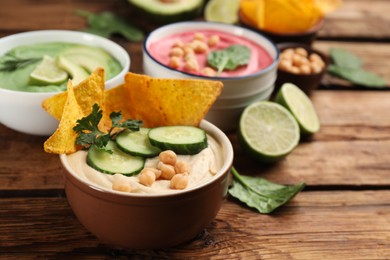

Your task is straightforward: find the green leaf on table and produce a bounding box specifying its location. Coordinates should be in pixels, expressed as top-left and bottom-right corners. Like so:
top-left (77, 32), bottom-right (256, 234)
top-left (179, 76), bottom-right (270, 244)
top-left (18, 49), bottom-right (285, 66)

top-left (228, 167), bottom-right (306, 214)
top-left (76, 10), bottom-right (144, 42)
top-left (207, 45), bottom-right (251, 74)
top-left (328, 65), bottom-right (387, 88)
top-left (330, 48), bottom-right (362, 69)
top-left (328, 48), bottom-right (387, 88)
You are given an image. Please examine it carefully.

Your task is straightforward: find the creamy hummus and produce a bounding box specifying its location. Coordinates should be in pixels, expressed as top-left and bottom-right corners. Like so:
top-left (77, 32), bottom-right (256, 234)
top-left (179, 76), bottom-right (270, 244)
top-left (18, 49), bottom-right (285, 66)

top-left (148, 29), bottom-right (273, 77)
top-left (66, 135), bottom-right (223, 195)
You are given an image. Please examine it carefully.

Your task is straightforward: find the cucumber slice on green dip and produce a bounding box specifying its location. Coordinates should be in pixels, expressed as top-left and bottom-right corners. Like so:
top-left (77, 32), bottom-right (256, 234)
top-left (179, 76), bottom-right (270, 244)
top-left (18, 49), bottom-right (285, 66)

top-left (0, 42), bottom-right (122, 93)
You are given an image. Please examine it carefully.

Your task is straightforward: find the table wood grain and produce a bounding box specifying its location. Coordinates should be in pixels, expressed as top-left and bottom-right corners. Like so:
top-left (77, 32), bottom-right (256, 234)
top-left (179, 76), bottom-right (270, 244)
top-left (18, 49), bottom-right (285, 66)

top-left (1, 0), bottom-right (389, 258)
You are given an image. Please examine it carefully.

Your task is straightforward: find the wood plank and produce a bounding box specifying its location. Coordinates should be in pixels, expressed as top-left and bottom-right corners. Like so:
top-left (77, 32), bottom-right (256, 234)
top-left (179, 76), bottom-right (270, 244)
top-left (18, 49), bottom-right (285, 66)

top-left (1, 90), bottom-right (390, 190)
top-left (319, 0), bottom-right (390, 39)
top-left (0, 191), bottom-right (389, 259)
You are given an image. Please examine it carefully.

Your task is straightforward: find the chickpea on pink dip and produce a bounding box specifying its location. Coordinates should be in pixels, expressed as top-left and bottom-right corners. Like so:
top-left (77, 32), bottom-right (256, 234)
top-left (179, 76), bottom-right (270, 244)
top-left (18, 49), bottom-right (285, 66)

top-left (148, 30), bottom-right (273, 77)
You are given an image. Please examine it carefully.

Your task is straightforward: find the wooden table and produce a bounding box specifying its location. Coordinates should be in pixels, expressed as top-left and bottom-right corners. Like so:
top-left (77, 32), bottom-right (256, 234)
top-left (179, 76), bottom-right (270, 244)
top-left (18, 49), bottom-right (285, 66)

top-left (1, 0), bottom-right (389, 259)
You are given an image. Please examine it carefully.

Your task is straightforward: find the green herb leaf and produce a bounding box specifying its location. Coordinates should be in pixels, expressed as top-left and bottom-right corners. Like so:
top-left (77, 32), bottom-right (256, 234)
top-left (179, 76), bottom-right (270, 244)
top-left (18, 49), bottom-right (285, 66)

top-left (228, 167), bottom-right (306, 214)
top-left (76, 10), bottom-right (144, 42)
top-left (328, 48), bottom-right (387, 88)
top-left (73, 104), bottom-right (111, 151)
top-left (0, 54), bottom-right (41, 72)
top-left (328, 65), bottom-right (387, 88)
top-left (73, 104), bottom-right (143, 152)
top-left (207, 45), bottom-right (251, 74)
top-left (330, 48), bottom-right (362, 69)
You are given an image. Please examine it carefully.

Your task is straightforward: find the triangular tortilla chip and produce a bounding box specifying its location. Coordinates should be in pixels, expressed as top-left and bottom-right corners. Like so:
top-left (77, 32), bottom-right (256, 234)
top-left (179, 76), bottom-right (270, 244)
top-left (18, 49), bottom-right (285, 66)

top-left (42, 67), bottom-right (105, 120)
top-left (124, 72), bottom-right (223, 127)
top-left (43, 81), bottom-right (83, 154)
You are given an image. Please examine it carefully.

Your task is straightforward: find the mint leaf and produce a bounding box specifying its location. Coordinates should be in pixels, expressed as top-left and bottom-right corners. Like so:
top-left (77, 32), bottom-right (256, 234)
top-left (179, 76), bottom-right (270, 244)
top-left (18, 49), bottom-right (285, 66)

top-left (207, 45), bottom-right (251, 74)
top-left (228, 167), bottom-right (305, 214)
top-left (76, 10), bottom-right (144, 42)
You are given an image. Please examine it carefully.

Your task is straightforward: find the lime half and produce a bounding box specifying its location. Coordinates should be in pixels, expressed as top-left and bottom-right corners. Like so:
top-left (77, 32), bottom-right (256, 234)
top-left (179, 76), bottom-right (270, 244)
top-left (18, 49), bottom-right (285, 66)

top-left (239, 101), bottom-right (300, 163)
top-left (276, 83), bottom-right (320, 135)
top-left (29, 55), bottom-right (68, 86)
top-left (204, 0), bottom-right (240, 24)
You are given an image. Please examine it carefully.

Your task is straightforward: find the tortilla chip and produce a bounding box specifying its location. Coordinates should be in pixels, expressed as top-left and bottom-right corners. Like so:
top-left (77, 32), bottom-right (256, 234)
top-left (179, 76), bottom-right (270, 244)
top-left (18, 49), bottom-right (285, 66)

top-left (42, 67), bottom-right (105, 120)
top-left (104, 83), bottom-right (133, 120)
top-left (43, 81), bottom-right (83, 154)
top-left (124, 72), bottom-right (223, 127)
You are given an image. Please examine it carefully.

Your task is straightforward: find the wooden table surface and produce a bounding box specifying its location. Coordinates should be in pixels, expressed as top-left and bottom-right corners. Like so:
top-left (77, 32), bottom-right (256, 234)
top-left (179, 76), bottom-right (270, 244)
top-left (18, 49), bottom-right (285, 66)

top-left (1, 0), bottom-right (390, 259)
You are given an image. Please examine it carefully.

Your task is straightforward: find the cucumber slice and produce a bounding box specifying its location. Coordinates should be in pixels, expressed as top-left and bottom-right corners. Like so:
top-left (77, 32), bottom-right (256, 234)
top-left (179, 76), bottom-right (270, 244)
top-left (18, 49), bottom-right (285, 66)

top-left (87, 141), bottom-right (145, 176)
top-left (116, 128), bottom-right (161, 158)
top-left (148, 126), bottom-right (208, 155)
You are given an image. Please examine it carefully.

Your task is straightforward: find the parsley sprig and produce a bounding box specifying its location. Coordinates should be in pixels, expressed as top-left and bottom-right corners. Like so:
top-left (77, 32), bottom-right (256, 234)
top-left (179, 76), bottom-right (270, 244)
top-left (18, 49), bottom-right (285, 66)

top-left (73, 104), bottom-right (142, 152)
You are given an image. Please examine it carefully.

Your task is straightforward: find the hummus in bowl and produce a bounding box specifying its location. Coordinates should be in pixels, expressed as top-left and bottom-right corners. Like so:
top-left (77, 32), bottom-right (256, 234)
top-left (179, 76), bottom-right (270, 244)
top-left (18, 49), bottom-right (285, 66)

top-left (60, 120), bottom-right (233, 249)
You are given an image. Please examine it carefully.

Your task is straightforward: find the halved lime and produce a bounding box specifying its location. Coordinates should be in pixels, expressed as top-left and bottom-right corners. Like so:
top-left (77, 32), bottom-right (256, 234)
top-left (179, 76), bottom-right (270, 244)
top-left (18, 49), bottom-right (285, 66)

top-left (29, 55), bottom-right (68, 86)
top-left (275, 83), bottom-right (320, 135)
top-left (204, 0), bottom-right (240, 24)
top-left (238, 101), bottom-right (300, 163)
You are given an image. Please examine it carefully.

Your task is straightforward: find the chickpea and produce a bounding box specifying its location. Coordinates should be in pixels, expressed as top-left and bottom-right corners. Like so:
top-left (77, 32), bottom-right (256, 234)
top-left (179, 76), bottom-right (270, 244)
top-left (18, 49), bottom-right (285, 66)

top-left (175, 160), bottom-right (190, 174)
top-left (142, 167), bottom-right (162, 179)
top-left (170, 173), bottom-right (189, 190)
top-left (295, 47), bottom-right (308, 57)
top-left (184, 58), bottom-right (199, 72)
top-left (184, 52), bottom-right (196, 61)
top-left (183, 46), bottom-right (195, 56)
top-left (192, 40), bottom-right (208, 54)
top-left (289, 66), bottom-right (300, 74)
top-left (194, 32), bottom-right (206, 41)
top-left (202, 67), bottom-right (217, 77)
top-left (159, 150), bottom-right (177, 166)
top-left (112, 179), bottom-right (132, 192)
top-left (310, 62), bottom-right (323, 74)
top-left (169, 47), bottom-right (184, 57)
top-left (207, 35), bottom-right (220, 47)
top-left (172, 39), bottom-right (184, 49)
top-left (292, 54), bottom-right (308, 67)
top-left (158, 161), bottom-right (176, 180)
top-left (299, 64), bottom-right (311, 75)
top-left (169, 56), bottom-right (181, 69)
top-left (139, 169), bottom-right (156, 186)
top-left (280, 48), bottom-right (294, 60)
top-left (278, 59), bottom-right (293, 71)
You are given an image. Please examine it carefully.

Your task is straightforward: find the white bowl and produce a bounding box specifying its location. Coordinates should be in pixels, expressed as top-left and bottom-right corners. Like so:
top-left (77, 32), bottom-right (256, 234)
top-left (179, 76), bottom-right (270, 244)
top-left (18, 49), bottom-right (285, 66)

top-left (213, 81), bottom-right (274, 108)
top-left (0, 30), bottom-right (130, 136)
top-left (205, 85), bottom-right (274, 132)
top-left (143, 21), bottom-right (279, 99)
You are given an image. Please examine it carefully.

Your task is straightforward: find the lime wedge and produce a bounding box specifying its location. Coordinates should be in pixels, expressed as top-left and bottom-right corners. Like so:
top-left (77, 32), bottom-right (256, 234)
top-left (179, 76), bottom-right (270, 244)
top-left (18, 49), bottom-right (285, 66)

top-left (238, 101), bottom-right (300, 163)
top-left (204, 0), bottom-right (240, 24)
top-left (29, 55), bottom-right (68, 86)
top-left (276, 83), bottom-right (320, 135)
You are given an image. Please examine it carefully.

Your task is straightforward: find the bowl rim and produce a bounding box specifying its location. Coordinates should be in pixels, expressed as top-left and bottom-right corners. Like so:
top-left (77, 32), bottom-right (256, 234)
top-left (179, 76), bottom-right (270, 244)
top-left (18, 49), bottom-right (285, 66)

top-left (0, 29), bottom-right (130, 96)
top-left (60, 119), bottom-right (234, 199)
top-left (143, 21), bottom-right (279, 81)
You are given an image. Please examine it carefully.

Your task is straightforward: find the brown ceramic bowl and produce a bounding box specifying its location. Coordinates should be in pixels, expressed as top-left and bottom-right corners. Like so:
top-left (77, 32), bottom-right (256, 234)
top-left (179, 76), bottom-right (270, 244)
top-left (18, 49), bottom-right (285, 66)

top-left (238, 11), bottom-right (324, 45)
top-left (60, 120), bottom-right (234, 249)
top-left (274, 42), bottom-right (329, 96)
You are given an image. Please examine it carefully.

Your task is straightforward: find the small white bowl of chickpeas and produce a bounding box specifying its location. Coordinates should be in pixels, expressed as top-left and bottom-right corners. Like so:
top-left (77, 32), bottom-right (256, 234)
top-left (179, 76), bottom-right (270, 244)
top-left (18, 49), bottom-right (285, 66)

top-left (275, 42), bottom-right (329, 95)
